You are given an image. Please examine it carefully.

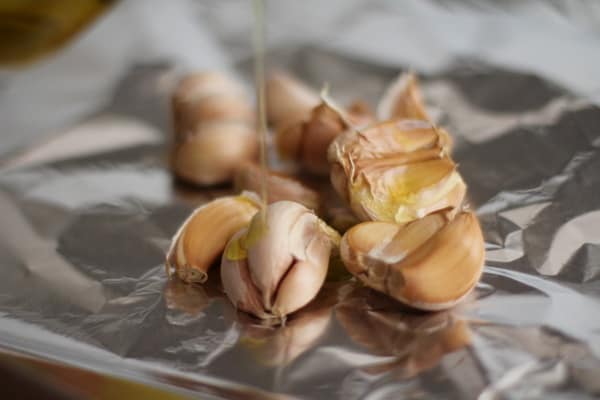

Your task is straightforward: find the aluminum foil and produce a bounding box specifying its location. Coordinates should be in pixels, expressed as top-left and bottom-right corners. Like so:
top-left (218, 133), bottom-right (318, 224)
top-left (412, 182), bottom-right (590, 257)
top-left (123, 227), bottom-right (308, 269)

top-left (1, 47), bottom-right (600, 399)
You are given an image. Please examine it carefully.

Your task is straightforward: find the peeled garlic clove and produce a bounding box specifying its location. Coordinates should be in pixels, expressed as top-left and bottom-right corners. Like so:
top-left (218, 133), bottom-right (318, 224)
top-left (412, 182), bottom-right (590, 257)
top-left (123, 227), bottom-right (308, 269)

top-left (350, 158), bottom-right (466, 223)
top-left (266, 71), bottom-right (320, 131)
top-left (221, 201), bottom-right (338, 320)
top-left (341, 211), bottom-right (485, 311)
top-left (377, 72), bottom-right (430, 121)
top-left (172, 122), bottom-right (258, 186)
top-left (233, 161), bottom-right (320, 211)
top-left (166, 193), bottom-right (260, 283)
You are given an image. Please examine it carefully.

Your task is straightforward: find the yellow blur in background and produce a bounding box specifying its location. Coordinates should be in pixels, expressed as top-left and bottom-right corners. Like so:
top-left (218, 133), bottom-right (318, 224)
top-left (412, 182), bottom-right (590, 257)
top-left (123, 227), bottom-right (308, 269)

top-left (0, 0), bottom-right (115, 65)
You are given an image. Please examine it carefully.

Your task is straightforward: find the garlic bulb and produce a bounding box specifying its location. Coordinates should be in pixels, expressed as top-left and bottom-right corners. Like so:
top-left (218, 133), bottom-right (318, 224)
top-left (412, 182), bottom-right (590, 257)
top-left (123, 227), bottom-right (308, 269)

top-left (329, 119), bottom-right (462, 224)
top-left (340, 211), bottom-right (484, 311)
top-left (171, 72), bottom-right (257, 186)
top-left (166, 193), bottom-right (260, 283)
top-left (221, 201), bottom-right (340, 320)
top-left (233, 161), bottom-right (320, 211)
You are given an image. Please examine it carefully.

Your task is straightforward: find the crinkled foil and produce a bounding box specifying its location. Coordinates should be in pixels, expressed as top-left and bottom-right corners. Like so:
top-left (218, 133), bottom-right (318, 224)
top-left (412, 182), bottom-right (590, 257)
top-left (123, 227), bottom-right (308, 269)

top-left (1, 48), bottom-right (600, 399)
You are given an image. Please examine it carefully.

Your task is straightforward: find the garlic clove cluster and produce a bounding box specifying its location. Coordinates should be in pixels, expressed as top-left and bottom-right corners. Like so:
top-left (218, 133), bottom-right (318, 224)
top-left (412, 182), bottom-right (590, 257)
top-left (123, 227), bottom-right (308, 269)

top-left (221, 201), bottom-right (339, 320)
top-left (171, 72), bottom-right (258, 186)
top-left (340, 211), bottom-right (484, 311)
top-left (166, 193), bottom-right (260, 283)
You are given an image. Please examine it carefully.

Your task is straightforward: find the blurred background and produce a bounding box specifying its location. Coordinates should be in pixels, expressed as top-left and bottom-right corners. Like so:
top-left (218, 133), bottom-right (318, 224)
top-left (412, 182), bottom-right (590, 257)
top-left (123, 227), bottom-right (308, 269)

top-left (1, 1), bottom-right (600, 398)
top-left (1, 0), bottom-right (600, 160)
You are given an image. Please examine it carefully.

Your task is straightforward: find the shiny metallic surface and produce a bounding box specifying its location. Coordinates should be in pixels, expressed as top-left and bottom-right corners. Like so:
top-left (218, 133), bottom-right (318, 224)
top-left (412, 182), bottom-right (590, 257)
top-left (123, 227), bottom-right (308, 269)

top-left (1, 48), bottom-right (600, 399)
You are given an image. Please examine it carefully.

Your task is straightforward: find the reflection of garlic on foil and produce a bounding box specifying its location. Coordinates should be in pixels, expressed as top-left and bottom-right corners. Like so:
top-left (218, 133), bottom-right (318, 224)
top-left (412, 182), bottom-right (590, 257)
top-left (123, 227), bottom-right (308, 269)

top-left (221, 201), bottom-right (340, 321)
top-left (340, 211), bottom-right (484, 311)
top-left (336, 289), bottom-right (471, 377)
top-left (171, 72), bottom-right (258, 186)
top-left (238, 285), bottom-right (338, 366)
top-left (166, 193), bottom-right (260, 284)
top-left (164, 278), bottom-right (218, 316)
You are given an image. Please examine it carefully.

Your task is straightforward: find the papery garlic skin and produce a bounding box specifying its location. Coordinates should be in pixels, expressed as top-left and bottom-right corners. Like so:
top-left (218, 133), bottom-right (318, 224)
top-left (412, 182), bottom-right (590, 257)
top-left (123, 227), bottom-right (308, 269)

top-left (329, 119), bottom-right (463, 224)
top-left (171, 72), bottom-right (257, 186)
top-left (340, 211), bottom-right (484, 311)
top-left (221, 201), bottom-right (339, 320)
top-left (166, 193), bottom-right (260, 283)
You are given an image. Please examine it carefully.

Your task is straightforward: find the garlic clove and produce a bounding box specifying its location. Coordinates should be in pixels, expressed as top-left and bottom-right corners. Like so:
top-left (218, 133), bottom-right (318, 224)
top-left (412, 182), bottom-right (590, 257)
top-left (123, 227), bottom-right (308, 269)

top-left (276, 96), bottom-right (373, 176)
top-left (340, 221), bottom-right (402, 293)
top-left (271, 259), bottom-right (328, 318)
top-left (166, 193), bottom-right (260, 283)
top-left (173, 72), bottom-right (246, 105)
top-left (221, 201), bottom-right (337, 320)
top-left (377, 72), bottom-right (430, 121)
top-left (246, 203), bottom-right (308, 308)
top-left (299, 103), bottom-right (350, 175)
top-left (172, 72), bottom-right (252, 139)
top-left (340, 211), bottom-right (484, 311)
top-left (172, 122), bottom-right (258, 186)
top-left (350, 158), bottom-right (466, 223)
top-left (233, 161), bottom-right (320, 211)
top-left (181, 94), bottom-right (254, 127)
top-left (220, 228), bottom-right (270, 319)
top-left (329, 119), bottom-right (448, 167)
top-left (266, 71), bottom-right (320, 131)
top-left (329, 117), bottom-right (462, 224)
top-left (171, 72), bottom-right (257, 186)
top-left (275, 122), bottom-right (304, 162)
top-left (386, 211), bottom-right (484, 310)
